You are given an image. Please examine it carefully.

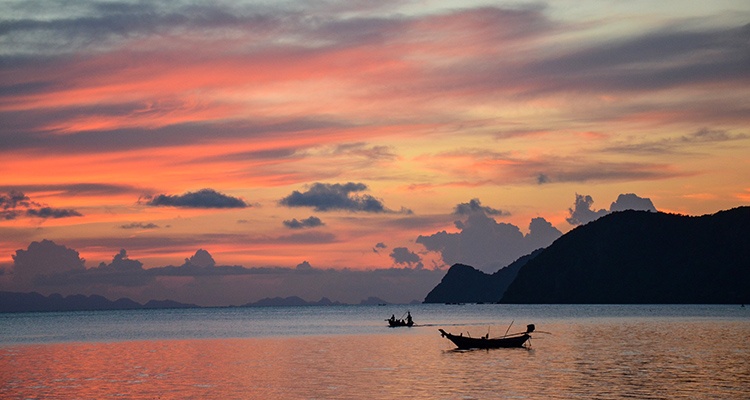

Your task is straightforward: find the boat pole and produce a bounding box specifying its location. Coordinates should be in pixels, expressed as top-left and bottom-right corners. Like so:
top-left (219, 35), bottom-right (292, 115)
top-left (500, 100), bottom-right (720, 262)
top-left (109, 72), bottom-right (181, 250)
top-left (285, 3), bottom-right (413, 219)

top-left (503, 320), bottom-right (514, 338)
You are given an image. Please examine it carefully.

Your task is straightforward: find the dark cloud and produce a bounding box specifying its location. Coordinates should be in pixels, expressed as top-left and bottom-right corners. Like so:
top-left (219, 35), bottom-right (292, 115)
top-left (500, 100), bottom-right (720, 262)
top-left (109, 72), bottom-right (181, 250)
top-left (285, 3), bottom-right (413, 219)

top-left (537, 174), bottom-right (550, 184)
top-left (373, 242), bottom-right (387, 253)
top-left (0, 190), bottom-right (82, 220)
top-left (97, 249), bottom-right (144, 272)
top-left (567, 193), bottom-right (657, 225)
top-left (1, 191), bottom-right (33, 219)
top-left (295, 261), bottom-right (313, 270)
top-left (120, 222), bottom-right (159, 229)
top-left (454, 198), bottom-right (509, 216)
top-left (25, 207), bottom-right (83, 218)
top-left (389, 247), bottom-right (423, 269)
top-left (279, 182), bottom-right (391, 212)
top-left (0, 190), bottom-right (32, 208)
top-left (184, 249), bottom-right (216, 268)
top-left (11, 239), bottom-right (86, 285)
top-left (610, 193), bottom-right (657, 213)
top-left (417, 199), bottom-right (562, 272)
top-left (283, 216), bottom-right (324, 229)
top-left (145, 188), bottom-right (247, 208)
top-left (566, 194), bottom-right (608, 226)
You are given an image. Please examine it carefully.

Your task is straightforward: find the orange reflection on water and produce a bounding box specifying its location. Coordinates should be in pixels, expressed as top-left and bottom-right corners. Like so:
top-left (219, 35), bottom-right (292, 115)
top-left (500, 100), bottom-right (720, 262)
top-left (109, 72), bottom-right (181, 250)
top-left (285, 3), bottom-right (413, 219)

top-left (2, 321), bottom-right (749, 399)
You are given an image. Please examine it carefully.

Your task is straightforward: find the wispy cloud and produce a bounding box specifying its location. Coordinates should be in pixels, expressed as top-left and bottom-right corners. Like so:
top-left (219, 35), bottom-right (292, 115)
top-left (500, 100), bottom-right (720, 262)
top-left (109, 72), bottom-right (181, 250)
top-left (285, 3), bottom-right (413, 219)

top-left (603, 128), bottom-right (749, 155)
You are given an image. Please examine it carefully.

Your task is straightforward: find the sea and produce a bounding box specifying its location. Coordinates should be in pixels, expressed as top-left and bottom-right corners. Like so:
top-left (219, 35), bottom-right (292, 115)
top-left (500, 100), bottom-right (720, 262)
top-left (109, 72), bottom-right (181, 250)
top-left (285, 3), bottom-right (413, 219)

top-left (1, 304), bottom-right (748, 399)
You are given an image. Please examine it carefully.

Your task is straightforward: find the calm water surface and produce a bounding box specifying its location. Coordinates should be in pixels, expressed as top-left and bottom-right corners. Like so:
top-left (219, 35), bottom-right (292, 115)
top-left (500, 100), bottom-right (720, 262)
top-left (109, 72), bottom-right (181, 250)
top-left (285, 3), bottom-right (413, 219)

top-left (1, 304), bottom-right (748, 399)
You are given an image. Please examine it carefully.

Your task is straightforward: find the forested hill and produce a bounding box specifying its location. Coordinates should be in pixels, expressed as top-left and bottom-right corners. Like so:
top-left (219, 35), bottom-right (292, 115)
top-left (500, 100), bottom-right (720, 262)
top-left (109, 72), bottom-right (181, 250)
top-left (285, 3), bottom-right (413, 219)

top-left (501, 207), bottom-right (750, 304)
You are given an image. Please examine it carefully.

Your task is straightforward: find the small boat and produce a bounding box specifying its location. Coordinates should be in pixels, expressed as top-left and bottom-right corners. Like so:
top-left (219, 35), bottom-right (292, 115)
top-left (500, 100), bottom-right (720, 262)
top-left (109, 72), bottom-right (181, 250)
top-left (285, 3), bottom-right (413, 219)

top-left (386, 311), bottom-right (414, 327)
top-left (439, 324), bottom-right (535, 349)
top-left (388, 319), bottom-right (414, 327)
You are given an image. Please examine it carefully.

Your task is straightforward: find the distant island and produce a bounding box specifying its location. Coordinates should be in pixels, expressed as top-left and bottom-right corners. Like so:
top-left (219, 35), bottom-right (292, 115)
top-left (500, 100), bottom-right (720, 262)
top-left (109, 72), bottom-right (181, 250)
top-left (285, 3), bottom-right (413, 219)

top-left (430, 207), bottom-right (750, 304)
top-left (0, 291), bottom-right (199, 313)
top-left (0, 291), bottom-right (400, 313)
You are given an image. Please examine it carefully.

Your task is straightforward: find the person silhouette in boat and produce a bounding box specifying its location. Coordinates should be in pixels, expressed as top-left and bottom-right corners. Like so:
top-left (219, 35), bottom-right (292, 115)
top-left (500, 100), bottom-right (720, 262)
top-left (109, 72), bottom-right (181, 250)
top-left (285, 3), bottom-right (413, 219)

top-left (406, 312), bottom-right (413, 326)
top-left (389, 314), bottom-right (396, 323)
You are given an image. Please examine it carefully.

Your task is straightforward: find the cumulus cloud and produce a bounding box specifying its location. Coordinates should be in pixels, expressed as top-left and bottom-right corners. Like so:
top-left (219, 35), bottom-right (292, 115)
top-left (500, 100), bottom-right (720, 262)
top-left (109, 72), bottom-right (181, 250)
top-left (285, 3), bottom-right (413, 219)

top-left (389, 247), bottom-right (423, 269)
top-left (145, 188), bottom-right (247, 208)
top-left (454, 198), bottom-right (509, 216)
top-left (184, 249), bottom-right (216, 268)
top-left (566, 194), bottom-right (608, 225)
top-left (11, 240), bottom-right (86, 284)
top-left (296, 261), bottom-right (313, 270)
top-left (1, 190), bottom-right (82, 220)
top-left (610, 193), bottom-right (657, 213)
top-left (416, 199), bottom-right (562, 272)
top-left (82, 249), bottom-right (152, 287)
top-left (567, 193), bottom-right (657, 225)
top-left (96, 249), bottom-right (144, 272)
top-left (279, 182), bottom-right (392, 212)
top-left (283, 216), bottom-right (324, 229)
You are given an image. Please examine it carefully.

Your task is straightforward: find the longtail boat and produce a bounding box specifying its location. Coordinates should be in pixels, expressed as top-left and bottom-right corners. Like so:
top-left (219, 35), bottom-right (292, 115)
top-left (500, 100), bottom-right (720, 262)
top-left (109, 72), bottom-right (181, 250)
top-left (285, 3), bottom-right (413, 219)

top-left (439, 324), bottom-right (535, 349)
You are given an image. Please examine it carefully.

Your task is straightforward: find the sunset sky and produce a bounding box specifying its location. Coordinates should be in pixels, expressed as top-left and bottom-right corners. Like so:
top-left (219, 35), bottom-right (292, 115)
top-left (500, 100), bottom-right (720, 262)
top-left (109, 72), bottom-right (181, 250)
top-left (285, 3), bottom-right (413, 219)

top-left (1, 1), bottom-right (749, 304)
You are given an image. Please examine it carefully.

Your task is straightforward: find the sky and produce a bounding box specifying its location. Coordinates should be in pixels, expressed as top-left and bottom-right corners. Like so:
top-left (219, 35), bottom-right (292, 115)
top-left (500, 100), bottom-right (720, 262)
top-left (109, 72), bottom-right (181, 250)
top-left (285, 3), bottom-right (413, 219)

top-left (1, 0), bottom-right (748, 305)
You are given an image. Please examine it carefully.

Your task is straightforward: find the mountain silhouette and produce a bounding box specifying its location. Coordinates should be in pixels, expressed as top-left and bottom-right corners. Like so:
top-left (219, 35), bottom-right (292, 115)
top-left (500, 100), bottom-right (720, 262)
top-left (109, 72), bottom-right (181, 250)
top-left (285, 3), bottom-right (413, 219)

top-left (423, 249), bottom-right (541, 303)
top-left (501, 207), bottom-right (750, 303)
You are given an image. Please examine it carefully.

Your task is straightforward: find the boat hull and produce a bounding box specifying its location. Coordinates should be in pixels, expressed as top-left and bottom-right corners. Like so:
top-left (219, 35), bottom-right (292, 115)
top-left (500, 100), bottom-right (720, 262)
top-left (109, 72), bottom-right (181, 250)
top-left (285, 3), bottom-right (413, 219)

top-left (438, 329), bottom-right (530, 349)
top-left (387, 319), bottom-right (414, 327)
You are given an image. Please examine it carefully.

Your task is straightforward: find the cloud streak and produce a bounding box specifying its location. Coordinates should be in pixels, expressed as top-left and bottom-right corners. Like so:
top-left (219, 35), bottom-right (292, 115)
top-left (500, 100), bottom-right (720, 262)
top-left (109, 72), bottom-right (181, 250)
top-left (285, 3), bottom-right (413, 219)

top-left (283, 216), bottom-right (324, 229)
